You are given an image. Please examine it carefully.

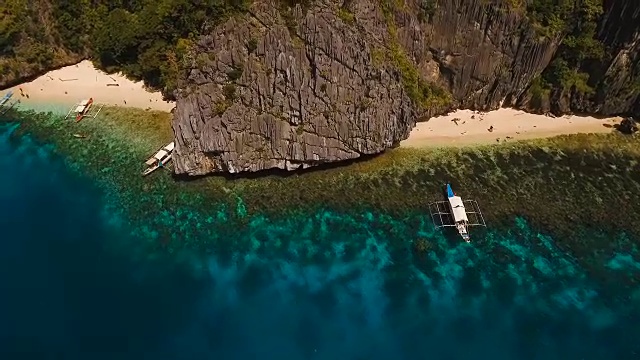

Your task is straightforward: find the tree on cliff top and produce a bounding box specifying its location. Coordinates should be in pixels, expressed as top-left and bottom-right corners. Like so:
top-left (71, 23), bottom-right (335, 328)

top-left (0, 0), bottom-right (250, 96)
top-left (88, 0), bottom-right (250, 98)
top-left (529, 0), bottom-right (605, 96)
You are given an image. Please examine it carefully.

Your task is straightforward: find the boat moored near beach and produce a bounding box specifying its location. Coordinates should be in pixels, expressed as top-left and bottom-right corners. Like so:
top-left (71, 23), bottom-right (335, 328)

top-left (429, 184), bottom-right (486, 242)
top-left (65, 98), bottom-right (104, 122)
top-left (0, 91), bottom-right (19, 115)
top-left (142, 142), bottom-right (175, 176)
top-left (0, 91), bottom-right (13, 106)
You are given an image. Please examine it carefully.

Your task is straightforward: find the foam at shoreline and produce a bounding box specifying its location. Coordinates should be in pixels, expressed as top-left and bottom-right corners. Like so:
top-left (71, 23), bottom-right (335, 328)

top-left (2, 62), bottom-right (627, 150)
top-left (402, 108), bottom-right (621, 148)
top-left (3, 60), bottom-right (175, 113)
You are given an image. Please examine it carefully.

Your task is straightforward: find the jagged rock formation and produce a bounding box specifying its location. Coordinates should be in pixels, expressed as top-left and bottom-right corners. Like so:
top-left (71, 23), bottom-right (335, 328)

top-left (616, 117), bottom-right (639, 135)
top-left (2, 1), bottom-right (639, 175)
top-left (172, 1), bottom-right (414, 175)
top-left (394, 0), bottom-right (562, 110)
top-left (170, 0), bottom-right (640, 175)
top-left (516, 0), bottom-right (640, 115)
top-left (561, 0), bottom-right (640, 115)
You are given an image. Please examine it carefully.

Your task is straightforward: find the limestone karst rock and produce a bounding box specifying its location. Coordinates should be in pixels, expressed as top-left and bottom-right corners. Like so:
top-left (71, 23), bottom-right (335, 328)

top-left (170, 0), bottom-right (640, 175)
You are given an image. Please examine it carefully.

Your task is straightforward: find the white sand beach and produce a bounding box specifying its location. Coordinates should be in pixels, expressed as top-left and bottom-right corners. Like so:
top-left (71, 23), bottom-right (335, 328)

top-left (401, 108), bottom-right (621, 148)
top-left (2, 63), bottom-right (622, 148)
top-left (3, 60), bottom-right (175, 113)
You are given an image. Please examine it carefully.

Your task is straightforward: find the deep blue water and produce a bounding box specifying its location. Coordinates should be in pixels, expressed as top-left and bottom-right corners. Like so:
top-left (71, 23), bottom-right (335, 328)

top-left (1, 123), bottom-right (639, 359)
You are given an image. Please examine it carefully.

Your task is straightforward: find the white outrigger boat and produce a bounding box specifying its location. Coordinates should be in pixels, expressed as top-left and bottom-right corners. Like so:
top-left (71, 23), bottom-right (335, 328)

top-left (429, 184), bottom-right (486, 242)
top-left (142, 142), bottom-right (175, 176)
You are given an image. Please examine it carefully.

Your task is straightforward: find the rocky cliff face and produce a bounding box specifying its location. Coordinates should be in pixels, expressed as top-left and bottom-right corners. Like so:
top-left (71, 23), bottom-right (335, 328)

top-left (172, 0), bottom-right (414, 175)
top-left (547, 0), bottom-right (640, 115)
top-left (172, 0), bottom-right (640, 176)
top-left (0, 0), bottom-right (87, 89)
top-left (395, 0), bottom-right (562, 110)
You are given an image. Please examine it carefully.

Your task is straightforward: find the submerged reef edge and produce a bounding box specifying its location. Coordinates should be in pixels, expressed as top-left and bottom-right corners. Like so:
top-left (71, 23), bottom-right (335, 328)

top-left (1, 107), bottom-right (640, 262)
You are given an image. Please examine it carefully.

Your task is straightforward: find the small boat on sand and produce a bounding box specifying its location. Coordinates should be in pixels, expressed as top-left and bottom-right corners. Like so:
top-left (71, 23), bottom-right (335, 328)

top-left (142, 142), bottom-right (175, 176)
top-left (428, 183), bottom-right (486, 242)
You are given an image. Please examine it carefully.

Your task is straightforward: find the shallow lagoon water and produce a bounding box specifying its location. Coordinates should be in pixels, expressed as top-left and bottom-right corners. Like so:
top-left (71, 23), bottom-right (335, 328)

top-left (0, 122), bottom-right (639, 359)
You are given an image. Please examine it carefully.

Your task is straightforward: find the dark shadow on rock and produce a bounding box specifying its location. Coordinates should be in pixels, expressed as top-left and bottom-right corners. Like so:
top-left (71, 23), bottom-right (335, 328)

top-left (614, 117), bottom-right (638, 135)
top-left (172, 151), bottom-right (386, 182)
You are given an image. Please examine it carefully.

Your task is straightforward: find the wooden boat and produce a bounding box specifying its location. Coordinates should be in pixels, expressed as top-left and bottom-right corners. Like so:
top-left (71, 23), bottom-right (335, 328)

top-left (75, 98), bottom-right (93, 122)
top-left (65, 98), bottom-right (103, 122)
top-left (0, 99), bottom-right (19, 115)
top-left (142, 142), bottom-right (175, 176)
top-left (0, 91), bottom-right (13, 106)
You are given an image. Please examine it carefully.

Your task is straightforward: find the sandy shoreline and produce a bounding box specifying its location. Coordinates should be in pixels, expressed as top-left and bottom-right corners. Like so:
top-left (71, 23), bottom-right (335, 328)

top-left (1, 60), bottom-right (175, 113)
top-left (401, 108), bottom-right (622, 148)
top-left (1, 62), bottom-right (623, 148)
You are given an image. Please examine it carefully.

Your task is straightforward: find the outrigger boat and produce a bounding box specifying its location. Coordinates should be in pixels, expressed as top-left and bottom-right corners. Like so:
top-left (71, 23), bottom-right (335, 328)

top-left (0, 91), bottom-right (13, 106)
top-left (65, 98), bottom-right (103, 122)
top-left (142, 142), bottom-right (175, 176)
top-left (429, 183), bottom-right (486, 242)
top-left (75, 98), bottom-right (92, 122)
top-left (0, 91), bottom-right (19, 115)
top-left (0, 99), bottom-right (20, 115)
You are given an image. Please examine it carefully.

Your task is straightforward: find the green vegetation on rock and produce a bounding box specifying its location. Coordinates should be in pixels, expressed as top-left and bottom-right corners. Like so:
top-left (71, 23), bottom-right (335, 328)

top-left (378, 0), bottom-right (452, 112)
top-left (337, 7), bottom-right (355, 24)
top-left (525, 0), bottom-right (605, 95)
top-left (90, 0), bottom-right (251, 97)
top-left (0, 0), bottom-right (76, 84)
top-left (418, 0), bottom-right (438, 21)
top-left (0, 0), bottom-right (251, 97)
top-left (387, 39), bottom-right (452, 110)
top-left (526, 0), bottom-right (604, 36)
top-left (528, 76), bottom-right (551, 107)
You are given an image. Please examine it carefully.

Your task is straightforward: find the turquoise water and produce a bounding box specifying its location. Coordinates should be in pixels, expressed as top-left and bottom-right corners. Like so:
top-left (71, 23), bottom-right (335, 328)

top-left (1, 123), bottom-right (639, 359)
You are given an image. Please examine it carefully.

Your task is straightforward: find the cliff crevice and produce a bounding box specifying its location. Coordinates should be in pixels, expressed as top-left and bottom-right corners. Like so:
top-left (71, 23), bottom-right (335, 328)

top-left (172, 0), bottom-right (414, 175)
top-left (173, 0), bottom-right (577, 175)
top-left (3, 0), bottom-right (638, 176)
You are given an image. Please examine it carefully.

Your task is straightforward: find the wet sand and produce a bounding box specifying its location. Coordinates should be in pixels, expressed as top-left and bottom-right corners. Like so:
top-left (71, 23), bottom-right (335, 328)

top-left (401, 108), bottom-right (621, 148)
top-left (2, 61), bottom-right (175, 112)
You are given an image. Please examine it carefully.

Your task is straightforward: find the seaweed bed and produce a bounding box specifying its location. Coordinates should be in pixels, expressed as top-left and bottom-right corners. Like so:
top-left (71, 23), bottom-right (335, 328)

top-left (1, 107), bottom-right (639, 282)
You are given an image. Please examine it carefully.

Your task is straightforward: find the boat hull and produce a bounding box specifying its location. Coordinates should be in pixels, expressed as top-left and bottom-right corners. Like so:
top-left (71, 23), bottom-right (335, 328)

top-left (429, 185), bottom-right (486, 243)
top-left (142, 154), bottom-right (172, 176)
top-left (0, 91), bottom-right (13, 106)
top-left (142, 142), bottom-right (175, 176)
top-left (448, 183), bottom-right (471, 242)
top-left (75, 98), bottom-right (94, 122)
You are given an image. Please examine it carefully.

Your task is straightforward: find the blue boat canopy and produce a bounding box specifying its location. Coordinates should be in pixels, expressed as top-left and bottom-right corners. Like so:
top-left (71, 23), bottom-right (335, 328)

top-left (1, 91), bottom-right (13, 99)
top-left (446, 183), bottom-right (455, 198)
